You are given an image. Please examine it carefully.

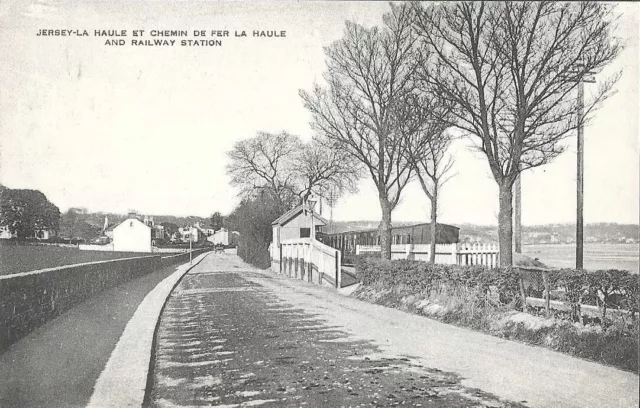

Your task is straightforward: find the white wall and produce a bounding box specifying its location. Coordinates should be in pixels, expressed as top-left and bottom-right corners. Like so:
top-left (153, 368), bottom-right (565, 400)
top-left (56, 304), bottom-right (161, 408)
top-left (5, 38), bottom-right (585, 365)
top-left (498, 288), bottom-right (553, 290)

top-left (279, 212), bottom-right (325, 241)
top-left (113, 218), bottom-right (152, 252)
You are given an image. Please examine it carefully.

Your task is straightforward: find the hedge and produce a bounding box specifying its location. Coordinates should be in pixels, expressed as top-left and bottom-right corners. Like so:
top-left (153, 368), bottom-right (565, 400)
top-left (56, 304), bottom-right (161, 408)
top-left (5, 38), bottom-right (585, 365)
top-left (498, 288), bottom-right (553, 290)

top-left (355, 256), bottom-right (639, 322)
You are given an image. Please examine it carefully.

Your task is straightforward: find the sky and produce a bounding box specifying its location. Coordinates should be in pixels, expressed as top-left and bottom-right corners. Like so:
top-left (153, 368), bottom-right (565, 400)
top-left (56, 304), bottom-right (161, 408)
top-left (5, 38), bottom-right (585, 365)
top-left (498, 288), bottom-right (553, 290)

top-left (0, 1), bottom-right (638, 227)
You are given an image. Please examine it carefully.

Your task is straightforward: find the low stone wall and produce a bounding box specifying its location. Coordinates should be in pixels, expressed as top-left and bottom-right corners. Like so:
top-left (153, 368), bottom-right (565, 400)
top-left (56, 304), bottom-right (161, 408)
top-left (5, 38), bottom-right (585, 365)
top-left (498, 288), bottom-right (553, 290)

top-left (0, 250), bottom-right (210, 353)
top-left (153, 247), bottom-right (188, 254)
top-left (160, 248), bottom-right (210, 266)
top-left (79, 243), bottom-right (115, 251)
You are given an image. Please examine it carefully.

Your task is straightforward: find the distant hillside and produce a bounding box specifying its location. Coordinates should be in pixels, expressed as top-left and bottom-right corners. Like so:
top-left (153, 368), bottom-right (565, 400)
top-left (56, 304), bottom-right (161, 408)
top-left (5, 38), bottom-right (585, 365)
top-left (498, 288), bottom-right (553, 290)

top-left (327, 221), bottom-right (639, 245)
top-left (58, 209), bottom-right (211, 240)
top-left (327, 220), bottom-right (419, 234)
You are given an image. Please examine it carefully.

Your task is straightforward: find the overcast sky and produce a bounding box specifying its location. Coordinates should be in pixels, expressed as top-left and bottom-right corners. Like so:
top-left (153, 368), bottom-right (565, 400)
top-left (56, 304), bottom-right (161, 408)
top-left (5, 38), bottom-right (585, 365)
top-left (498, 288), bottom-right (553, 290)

top-left (0, 1), bottom-right (638, 226)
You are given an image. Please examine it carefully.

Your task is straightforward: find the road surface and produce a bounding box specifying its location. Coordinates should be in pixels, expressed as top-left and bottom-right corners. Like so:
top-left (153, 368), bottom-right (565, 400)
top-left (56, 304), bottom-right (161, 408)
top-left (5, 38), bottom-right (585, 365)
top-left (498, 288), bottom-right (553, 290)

top-left (147, 253), bottom-right (639, 408)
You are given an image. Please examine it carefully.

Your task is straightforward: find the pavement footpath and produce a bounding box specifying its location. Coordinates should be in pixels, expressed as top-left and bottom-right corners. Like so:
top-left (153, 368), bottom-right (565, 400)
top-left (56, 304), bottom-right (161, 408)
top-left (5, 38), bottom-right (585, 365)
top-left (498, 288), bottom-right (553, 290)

top-left (0, 252), bottom-right (209, 408)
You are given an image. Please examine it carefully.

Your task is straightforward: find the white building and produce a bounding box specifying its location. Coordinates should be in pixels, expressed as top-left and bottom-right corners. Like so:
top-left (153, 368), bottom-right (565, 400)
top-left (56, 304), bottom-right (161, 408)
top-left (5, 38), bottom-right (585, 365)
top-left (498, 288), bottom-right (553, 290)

top-left (179, 223), bottom-right (208, 243)
top-left (113, 217), bottom-right (152, 252)
top-left (0, 225), bottom-right (15, 239)
top-left (208, 228), bottom-right (239, 246)
top-left (271, 204), bottom-right (327, 249)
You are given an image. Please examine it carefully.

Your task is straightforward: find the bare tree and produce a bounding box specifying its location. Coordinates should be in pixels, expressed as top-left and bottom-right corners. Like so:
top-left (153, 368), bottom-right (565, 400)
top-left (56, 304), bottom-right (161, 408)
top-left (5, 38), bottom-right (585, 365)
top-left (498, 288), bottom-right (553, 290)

top-left (226, 131), bottom-right (301, 211)
top-left (412, 1), bottom-right (622, 265)
top-left (400, 93), bottom-right (456, 263)
top-left (227, 131), bottom-right (360, 212)
top-left (293, 137), bottom-right (361, 203)
top-left (300, 3), bottom-right (419, 259)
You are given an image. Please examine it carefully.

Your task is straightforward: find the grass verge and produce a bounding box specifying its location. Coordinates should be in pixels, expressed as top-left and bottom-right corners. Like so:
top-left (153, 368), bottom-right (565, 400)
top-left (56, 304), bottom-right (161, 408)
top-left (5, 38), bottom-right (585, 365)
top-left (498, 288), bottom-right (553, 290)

top-left (352, 282), bottom-right (638, 373)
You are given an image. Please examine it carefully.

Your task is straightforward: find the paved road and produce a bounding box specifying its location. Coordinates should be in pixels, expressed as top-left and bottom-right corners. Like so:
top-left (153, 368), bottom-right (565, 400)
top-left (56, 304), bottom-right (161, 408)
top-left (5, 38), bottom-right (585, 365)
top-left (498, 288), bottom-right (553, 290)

top-left (0, 262), bottom-right (184, 408)
top-left (148, 253), bottom-right (638, 408)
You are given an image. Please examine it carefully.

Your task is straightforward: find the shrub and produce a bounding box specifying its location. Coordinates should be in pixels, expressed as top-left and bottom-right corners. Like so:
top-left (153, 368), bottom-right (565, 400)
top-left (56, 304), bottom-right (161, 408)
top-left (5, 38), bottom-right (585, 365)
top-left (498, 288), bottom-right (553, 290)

top-left (355, 256), bottom-right (524, 309)
top-left (355, 256), bottom-right (639, 321)
top-left (353, 256), bottom-right (639, 372)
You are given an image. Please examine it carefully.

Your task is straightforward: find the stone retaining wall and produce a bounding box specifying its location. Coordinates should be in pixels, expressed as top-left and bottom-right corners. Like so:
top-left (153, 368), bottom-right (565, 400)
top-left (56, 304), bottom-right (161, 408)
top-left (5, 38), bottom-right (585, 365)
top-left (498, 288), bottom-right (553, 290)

top-left (0, 249), bottom-right (210, 353)
top-left (160, 248), bottom-right (210, 266)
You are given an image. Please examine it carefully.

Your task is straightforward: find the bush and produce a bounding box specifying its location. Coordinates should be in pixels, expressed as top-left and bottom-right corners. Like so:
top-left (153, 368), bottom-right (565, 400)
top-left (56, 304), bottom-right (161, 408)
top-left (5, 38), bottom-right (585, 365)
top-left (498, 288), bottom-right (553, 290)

top-left (504, 319), bottom-right (639, 372)
top-left (353, 256), bottom-right (639, 372)
top-left (355, 256), bottom-right (523, 308)
top-left (342, 251), bottom-right (379, 266)
top-left (225, 195), bottom-right (285, 269)
top-left (355, 256), bottom-right (639, 320)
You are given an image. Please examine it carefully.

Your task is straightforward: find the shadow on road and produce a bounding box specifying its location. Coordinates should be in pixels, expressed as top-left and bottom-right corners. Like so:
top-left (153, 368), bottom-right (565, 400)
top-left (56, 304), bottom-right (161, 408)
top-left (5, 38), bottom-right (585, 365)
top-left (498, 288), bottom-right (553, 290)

top-left (146, 271), bottom-right (527, 407)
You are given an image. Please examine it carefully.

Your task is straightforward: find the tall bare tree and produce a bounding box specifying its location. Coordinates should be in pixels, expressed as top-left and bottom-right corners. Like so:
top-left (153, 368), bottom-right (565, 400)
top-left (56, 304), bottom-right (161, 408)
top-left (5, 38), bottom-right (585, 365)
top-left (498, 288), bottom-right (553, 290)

top-left (400, 93), bottom-right (456, 263)
top-left (301, 4), bottom-right (419, 259)
top-left (412, 1), bottom-right (622, 265)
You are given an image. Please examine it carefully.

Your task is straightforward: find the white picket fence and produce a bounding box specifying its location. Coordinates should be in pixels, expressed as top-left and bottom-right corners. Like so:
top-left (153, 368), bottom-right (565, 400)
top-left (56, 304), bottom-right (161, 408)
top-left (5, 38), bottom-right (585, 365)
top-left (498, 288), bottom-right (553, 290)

top-left (356, 243), bottom-right (500, 268)
top-left (270, 238), bottom-right (342, 288)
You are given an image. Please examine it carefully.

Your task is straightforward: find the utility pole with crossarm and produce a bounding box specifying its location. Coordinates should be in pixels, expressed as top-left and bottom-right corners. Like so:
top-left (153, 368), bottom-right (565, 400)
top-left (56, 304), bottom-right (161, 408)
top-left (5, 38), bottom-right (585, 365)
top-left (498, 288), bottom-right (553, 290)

top-left (575, 68), bottom-right (596, 269)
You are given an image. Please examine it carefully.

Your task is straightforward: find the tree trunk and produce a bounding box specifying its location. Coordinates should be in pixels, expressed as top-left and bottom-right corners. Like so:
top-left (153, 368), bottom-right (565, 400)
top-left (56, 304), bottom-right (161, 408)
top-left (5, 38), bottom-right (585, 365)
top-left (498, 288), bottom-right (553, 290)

top-left (379, 198), bottom-right (392, 260)
top-left (429, 194), bottom-right (437, 264)
top-left (498, 183), bottom-right (514, 266)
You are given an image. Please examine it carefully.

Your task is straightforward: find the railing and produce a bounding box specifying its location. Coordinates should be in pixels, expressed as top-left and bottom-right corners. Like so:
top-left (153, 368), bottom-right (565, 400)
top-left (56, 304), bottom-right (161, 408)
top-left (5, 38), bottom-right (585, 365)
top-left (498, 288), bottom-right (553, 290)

top-left (457, 243), bottom-right (500, 268)
top-left (356, 243), bottom-right (499, 268)
top-left (270, 238), bottom-right (342, 288)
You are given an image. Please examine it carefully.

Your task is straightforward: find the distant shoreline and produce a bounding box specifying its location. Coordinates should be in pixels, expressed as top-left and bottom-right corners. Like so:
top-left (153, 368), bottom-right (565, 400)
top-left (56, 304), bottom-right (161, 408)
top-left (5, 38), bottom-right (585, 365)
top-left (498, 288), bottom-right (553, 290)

top-left (522, 243), bottom-right (639, 273)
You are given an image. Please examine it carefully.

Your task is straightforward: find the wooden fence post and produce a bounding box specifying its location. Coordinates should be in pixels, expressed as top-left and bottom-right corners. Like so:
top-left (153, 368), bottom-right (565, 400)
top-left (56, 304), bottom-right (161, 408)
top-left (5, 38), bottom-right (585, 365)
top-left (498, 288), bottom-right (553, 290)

top-left (309, 242), bottom-right (313, 283)
top-left (335, 250), bottom-right (341, 289)
top-left (518, 270), bottom-right (528, 313)
top-left (543, 271), bottom-right (550, 318)
top-left (452, 244), bottom-right (458, 265)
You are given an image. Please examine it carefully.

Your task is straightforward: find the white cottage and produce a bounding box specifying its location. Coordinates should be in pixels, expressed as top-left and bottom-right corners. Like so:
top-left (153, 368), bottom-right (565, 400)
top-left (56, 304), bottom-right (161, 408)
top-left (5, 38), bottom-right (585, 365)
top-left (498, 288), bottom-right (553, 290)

top-left (113, 217), bottom-right (152, 252)
top-left (208, 228), bottom-right (240, 246)
top-left (271, 204), bottom-right (327, 249)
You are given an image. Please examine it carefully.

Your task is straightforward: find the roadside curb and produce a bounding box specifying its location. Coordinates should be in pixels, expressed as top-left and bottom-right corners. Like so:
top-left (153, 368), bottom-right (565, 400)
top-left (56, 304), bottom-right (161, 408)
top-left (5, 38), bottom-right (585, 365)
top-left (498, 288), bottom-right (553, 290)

top-left (86, 251), bottom-right (211, 408)
top-left (338, 282), bottom-right (361, 296)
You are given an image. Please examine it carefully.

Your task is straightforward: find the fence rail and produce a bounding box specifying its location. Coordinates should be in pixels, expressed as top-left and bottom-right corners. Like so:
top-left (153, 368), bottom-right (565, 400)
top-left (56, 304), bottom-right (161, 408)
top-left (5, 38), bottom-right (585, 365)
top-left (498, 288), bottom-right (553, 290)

top-left (356, 243), bottom-right (499, 267)
top-left (270, 238), bottom-right (341, 288)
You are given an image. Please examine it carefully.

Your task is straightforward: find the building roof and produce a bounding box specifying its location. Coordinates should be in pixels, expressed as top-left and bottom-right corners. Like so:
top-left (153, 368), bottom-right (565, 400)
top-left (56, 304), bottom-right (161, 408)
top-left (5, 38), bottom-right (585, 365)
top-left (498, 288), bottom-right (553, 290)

top-left (271, 204), bottom-right (328, 227)
top-left (114, 217), bottom-right (151, 230)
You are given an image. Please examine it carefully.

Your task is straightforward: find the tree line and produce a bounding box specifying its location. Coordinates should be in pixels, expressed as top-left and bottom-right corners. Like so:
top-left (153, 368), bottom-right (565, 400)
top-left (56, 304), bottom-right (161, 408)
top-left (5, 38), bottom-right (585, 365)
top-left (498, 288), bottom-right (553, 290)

top-left (0, 185), bottom-right (217, 243)
top-left (0, 185), bottom-right (60, 239)
top-left (227, 1), bottom-right (621, 266)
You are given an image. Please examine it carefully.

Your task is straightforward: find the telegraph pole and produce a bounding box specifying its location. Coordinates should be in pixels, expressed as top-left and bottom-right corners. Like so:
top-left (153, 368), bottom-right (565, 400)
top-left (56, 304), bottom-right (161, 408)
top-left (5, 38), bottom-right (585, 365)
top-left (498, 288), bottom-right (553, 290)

top-left (574, 68), bottom-right (594, 269)
top-left (558, 64), bottom-right (593, 269)
top-left (514, 173), bottom-right (522, 253)
top-left (576, 79), bottom-right (585, 269)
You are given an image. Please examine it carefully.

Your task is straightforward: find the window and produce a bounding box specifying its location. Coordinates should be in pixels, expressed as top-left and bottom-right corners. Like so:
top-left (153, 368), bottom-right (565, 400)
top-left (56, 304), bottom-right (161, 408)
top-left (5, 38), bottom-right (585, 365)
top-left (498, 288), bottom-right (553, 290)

top-left (300, 228), bottom-right (310, 238)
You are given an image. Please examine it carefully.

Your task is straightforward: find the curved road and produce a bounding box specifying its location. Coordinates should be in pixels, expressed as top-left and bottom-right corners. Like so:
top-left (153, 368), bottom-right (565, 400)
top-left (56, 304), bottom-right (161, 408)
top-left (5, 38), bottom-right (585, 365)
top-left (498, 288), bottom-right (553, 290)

top-left (147, 253), bottom-right (638, 408)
